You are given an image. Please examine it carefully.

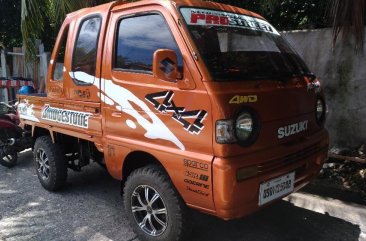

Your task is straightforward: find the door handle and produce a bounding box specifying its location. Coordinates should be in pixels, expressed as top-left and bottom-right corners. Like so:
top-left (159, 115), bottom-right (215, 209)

top-left (112, 112), bottom-right (122, 118)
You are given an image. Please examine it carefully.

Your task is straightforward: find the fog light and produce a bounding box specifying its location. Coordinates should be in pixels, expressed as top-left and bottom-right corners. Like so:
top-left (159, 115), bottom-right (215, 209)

top-left (237, 166), bottom-right (258, 181)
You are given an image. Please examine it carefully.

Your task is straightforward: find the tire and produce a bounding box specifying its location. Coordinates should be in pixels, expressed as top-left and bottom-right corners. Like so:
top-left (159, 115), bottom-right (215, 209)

top-left (33, 136), bottom-right (67, 191)
top-left (0, 147), bottom-right (17, 168)
top-left (123, 165), bottom-right (190, 241)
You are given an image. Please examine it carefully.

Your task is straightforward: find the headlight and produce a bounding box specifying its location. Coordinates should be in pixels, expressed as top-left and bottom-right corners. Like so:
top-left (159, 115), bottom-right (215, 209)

top-left (316, 97), bottom-right (326, 123)
top-left (236, 112), bottom-right (254, 141)
top-left (216, 110), bottom-right (260, 145)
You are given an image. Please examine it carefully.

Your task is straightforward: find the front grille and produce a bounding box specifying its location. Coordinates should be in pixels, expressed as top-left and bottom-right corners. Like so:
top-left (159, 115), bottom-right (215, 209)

top-left (257, 143), bottom-right (321, 174)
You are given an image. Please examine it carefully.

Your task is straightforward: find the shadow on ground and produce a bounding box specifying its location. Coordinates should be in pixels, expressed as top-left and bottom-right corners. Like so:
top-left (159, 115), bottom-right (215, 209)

top-left (301, 180), bottom-right (366, 206)
top-left (188, 201), bottom-right (360, 241)
top-left (0, 150), bottom-right (362, 241)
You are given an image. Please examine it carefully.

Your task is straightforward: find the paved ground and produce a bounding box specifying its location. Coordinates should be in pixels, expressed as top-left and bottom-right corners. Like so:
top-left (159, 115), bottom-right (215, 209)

top-left (0, 150), bottom-right (365, 241)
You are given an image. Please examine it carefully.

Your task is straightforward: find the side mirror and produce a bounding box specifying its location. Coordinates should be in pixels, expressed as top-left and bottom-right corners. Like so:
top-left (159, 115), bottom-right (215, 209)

top-left (153, 49), bottom-right (181, 82)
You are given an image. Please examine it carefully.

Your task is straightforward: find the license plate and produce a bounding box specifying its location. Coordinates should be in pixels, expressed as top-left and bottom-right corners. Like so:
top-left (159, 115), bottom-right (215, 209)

top-left (259, 172), bottom-right (295, 206)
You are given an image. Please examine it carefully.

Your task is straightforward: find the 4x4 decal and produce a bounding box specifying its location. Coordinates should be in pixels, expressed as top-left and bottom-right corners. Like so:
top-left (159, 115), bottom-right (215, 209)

top-left (146, 91), bottom-right (207, 135)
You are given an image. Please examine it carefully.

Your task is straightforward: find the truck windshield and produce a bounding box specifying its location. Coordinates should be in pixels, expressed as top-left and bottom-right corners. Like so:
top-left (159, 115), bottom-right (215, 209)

top-left (180, 8), bottom-right (312, 81)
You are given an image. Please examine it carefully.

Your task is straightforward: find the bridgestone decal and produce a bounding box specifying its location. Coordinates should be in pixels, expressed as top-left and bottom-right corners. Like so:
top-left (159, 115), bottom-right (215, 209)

top-left (41, 105), bottom-right (92, 129)
top-left (180, 8), bottom-right (280, 35)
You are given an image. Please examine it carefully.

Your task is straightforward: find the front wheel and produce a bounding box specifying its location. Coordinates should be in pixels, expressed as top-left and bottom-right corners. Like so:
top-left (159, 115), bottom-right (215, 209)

top-left (0, 147), bottom-right (17, 168)
top-left (123, 165), bottom-right (190, 241)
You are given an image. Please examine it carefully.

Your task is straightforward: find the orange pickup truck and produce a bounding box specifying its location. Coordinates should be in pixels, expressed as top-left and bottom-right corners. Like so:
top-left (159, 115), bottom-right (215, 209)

top-left (18, 0), bottom-right (329, 240)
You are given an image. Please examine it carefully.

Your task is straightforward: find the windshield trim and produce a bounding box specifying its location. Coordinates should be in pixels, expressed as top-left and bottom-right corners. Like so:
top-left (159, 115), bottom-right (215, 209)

top-left (179, 6), bottom-right (280, 36)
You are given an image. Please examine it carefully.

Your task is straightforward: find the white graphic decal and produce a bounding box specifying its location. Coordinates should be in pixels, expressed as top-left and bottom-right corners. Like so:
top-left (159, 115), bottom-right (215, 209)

top-left (126, 120), bottom-right (137, 129)
top-left (41, 105), bottom-right (92, 129)
top-left (18, 99), bottom-right (40, 122)
top-left (99, 93), bottom-right (114, 105)
top-left (180, 8), bottom-right (280, 35)
top-left (70, 72), bottom-right (186, 151)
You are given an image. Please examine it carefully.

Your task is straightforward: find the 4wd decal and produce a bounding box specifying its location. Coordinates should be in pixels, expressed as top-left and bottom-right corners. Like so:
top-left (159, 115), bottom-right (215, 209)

top-left (146, 91), bottom-right (208, 135)
top-left (41, 105), bottom-right (92, 129)
top-left (70, 71), bottom-right (185, 151)
top-left (180, 8), bottom-right (280, 35)
top-left (229, 95), bottom-right (257, 104)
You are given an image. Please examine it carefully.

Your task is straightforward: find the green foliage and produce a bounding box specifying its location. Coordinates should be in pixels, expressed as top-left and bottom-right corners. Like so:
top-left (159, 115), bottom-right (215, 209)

top-left (48, 0), bottom-right (89, 26)
top-left (209, 0), bottom-right (331, 30)
top-left (21, 0), bottom-right (99, 60)
top-left (262, 0), bottom-right (331, 30)
top-left (330, 0), bottom-right (366, 51)
top-left (0, 0), bottom-right (22, 48)
top-left (21, 0), bottom-right (46, 59)
top-left (40, 0), bottom-right (93, 57)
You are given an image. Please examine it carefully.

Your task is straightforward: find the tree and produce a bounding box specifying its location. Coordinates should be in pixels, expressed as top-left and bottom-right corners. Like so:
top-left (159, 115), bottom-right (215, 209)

top-left (21, 0), bottom-right (96, 60)
top-left (329, 0), bottom-right (365, 50)
top-left (241, 0), bottom-right (365, 49)
top-left (21, 0), bottom-right (141, 59)
top-left (208, 0), bottom-right (330, 30)
top-left (0, 0), bottom-right (22, 48)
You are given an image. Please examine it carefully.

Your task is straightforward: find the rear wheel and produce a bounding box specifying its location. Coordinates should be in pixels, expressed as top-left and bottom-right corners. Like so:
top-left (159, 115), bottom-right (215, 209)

top-left (33, 136), bottom-right (67, 191)
top-left (123, 165), bottom-right (189, 241)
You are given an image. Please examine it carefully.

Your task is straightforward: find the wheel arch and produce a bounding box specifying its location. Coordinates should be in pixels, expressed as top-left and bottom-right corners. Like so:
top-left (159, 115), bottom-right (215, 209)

top-left (120, 150), bottom-right (187, 204)
top-left (30, 125), bottom-right (79, 147)
top-left (31, 125), bottom-right (54, 143)
top-left (122, 151), bottom-right (165, 181)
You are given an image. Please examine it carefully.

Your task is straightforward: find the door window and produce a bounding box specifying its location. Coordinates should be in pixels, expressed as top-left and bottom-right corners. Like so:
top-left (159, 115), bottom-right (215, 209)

top-left (53, 26), bottom-right (69, 81)
top-left (115, 14), bottom-right (182, 73)
top-left (72, 16), bottom-right (102, 85)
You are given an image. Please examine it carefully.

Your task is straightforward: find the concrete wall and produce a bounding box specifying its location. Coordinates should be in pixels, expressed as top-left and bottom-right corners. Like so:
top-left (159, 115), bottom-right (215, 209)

top-left (283, 28), bottom-right (366, 148)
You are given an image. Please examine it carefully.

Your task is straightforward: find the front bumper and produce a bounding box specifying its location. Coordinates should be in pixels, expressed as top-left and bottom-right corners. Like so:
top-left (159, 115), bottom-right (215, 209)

top-left (212, 130), bottom-right (329, 220)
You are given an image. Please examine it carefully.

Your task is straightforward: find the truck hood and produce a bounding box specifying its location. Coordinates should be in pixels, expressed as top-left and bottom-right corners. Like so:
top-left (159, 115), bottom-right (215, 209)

top-left (205, 76), bottom-right (323, 157)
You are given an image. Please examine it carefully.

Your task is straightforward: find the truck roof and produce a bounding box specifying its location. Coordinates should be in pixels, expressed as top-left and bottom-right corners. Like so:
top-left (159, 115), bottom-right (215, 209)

top-left (66, 0), bottom-right (265, 21)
